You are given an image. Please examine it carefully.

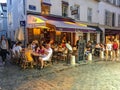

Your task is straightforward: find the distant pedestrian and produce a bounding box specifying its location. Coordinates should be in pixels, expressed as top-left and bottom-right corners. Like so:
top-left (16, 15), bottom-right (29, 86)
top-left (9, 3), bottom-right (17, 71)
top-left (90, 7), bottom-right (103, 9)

top-left (0, 35), bottom-right (9, 65)
top-left (105, 40), bottom-right (113, 61)
top-left (112, 40), bottom-right (119, 61)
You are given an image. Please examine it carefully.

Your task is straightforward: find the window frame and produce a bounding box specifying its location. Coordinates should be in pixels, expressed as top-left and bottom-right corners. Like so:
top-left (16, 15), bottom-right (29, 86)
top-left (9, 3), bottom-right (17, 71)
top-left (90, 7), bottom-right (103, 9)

top-left (87, 7), bottom-right (92, 22)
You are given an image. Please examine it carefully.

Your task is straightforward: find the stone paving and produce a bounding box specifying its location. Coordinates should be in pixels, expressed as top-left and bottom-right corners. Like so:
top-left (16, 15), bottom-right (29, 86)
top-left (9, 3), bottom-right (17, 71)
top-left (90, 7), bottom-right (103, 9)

top-left (0, 53), bottom-right (120, 90)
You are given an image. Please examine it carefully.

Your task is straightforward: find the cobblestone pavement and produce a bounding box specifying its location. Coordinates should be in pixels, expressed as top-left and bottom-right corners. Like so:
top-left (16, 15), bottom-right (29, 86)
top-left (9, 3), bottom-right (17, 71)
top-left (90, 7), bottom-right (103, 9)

top-left (0, 55), bottom-right (120, 90)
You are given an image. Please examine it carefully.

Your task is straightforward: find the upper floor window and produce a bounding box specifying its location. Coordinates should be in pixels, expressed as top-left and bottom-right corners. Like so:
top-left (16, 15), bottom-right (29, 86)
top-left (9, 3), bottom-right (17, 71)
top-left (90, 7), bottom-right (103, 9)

top-left (117, 0), bottom-right (120, 6)
top-left (113, 0), bottom-right (117, 5)
top-left (105, 0), bottom-right (118, 5)
top-left (10, 0), bottom-right (12, 5)
top-left (105, 10), bottom-right (115, 26)
top-left (105, 10), bottom-right (111, 26)
top-left (74, 5), bottom-right (80, 20)
top-left (112, 13), bottom-right (115, 26)
top-left (62, 1), bottom-right (69, 17)
top-left (41, 4), bottom-right (50, 15)
top-left (118, 14), bottom-right (120, 27)
top-left (87, 8), bottom-right (92, 22)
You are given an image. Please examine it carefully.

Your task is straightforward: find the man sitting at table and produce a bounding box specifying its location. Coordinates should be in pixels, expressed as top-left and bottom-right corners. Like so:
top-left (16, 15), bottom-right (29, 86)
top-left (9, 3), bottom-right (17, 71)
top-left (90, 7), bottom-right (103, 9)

top-left (38, 44), bottom-right (53, 69)
top-left (12, 41), bottom-right (22, 55)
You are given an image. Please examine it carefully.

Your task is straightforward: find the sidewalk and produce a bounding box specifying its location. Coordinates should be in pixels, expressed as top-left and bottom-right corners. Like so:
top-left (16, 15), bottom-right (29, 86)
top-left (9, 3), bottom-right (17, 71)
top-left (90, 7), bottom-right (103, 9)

top-left (0, 55), bottom-right (101, 78)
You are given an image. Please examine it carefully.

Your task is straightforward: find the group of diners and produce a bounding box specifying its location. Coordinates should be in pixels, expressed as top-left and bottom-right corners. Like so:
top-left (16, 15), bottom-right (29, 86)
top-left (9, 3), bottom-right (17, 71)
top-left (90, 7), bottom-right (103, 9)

top-left (12, 40), bottom-right (53, 69)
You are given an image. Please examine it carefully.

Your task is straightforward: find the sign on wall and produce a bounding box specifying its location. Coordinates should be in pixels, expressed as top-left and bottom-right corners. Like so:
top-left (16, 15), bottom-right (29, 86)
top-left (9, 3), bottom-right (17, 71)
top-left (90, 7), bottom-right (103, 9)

top-left (29, 5), bottom-right (36, 10)
top-left (70, 5), bottom-right (79, 15)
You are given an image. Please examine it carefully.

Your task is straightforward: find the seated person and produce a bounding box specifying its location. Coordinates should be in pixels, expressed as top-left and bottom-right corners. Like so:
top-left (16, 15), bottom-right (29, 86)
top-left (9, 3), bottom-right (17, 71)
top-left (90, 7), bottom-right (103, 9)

top-left (38, 44), bottom-right (53, 69)
top-left (24, 48), bottom-right (34, 68)
top-left (12, 41), bottom-right (22, 56)
top-left (39, 45), bottom-right (45, 55)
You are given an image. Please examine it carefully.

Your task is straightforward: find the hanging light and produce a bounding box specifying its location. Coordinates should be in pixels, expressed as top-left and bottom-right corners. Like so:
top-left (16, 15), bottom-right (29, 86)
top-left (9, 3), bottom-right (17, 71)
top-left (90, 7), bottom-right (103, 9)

top-left (56, 31), bottom-right (61, 35)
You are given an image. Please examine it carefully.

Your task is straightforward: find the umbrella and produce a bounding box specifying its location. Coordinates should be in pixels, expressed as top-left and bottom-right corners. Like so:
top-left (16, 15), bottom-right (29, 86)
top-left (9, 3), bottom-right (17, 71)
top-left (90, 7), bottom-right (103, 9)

top-left (14, 29), bottom-right (19, 41)
top-left (17, 27), bottom-right (24, 41)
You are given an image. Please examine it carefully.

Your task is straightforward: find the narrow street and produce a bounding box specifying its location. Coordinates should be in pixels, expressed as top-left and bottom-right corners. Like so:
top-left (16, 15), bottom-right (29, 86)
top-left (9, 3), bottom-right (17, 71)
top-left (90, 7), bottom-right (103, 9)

top-left (1, 58), bottom-right (120, 90)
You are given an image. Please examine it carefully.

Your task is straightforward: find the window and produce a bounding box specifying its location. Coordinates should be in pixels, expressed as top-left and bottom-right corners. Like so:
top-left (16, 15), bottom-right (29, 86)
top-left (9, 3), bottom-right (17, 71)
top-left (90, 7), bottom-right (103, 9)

top-left (10, 0), bottom-right (12, 5)
top-left (62, 1), bottom-right (69, 17)
top-left (105, 10), bottom-right (112, 26)
top-left (118, 14), bottom-right (120, 27)
top-left (41, 4), bottom-right (50, 15)
top-left (112, 13), bottom-right (115, 26)
top-left (106, 0), bottom-right (112, 3)
top-left (117, 0), bottom-right (120, 6)
top-left (113, 0), bottom-right (117, 5)
top-left (87, 8), bottom-right (92, 22)
top-left (74, 5), bottom-right (80, 20)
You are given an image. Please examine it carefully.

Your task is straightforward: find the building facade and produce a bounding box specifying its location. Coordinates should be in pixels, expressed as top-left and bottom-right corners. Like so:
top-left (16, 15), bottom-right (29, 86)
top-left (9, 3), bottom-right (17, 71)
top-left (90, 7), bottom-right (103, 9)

top-left (0, 3), bottom-right (7, 37)
top-left (98, 0), bottom-right (120, 46)
top-left (7, 0), bottom-right (120, 46)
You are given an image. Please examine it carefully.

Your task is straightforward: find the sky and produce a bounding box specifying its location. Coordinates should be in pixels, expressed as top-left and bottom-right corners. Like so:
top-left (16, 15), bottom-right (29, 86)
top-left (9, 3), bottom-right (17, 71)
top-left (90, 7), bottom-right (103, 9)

top-left (0, 0), bottom-right (7, 3)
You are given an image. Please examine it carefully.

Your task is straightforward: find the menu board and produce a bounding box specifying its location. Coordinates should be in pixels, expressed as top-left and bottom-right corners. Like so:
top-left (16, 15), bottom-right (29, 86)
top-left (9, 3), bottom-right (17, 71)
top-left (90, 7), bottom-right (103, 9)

top-left (78, 40), bottom-right (85, 61)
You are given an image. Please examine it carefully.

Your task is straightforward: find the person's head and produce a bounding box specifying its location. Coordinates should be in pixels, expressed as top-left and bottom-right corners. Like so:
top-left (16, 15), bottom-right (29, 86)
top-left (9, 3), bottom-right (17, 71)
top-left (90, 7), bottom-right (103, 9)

top-left (1, 35), bottom-right (5, 40)
top-left (16, 41), bottom-right (22, 46)
top-left (45, 44), bottom-right (51, 49)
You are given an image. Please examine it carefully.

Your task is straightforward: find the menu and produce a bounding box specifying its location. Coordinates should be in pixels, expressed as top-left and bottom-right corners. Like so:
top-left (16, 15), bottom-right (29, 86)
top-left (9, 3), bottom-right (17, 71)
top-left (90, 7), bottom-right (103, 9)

top-left (78, 40), bottom-right (85, 61)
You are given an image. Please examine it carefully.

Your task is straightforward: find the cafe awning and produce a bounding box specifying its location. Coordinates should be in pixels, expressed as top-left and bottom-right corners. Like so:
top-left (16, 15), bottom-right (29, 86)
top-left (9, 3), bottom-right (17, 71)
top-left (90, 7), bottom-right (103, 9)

top-left (46, 20), bottom-right (96, 32)
top-left (87, 25), bottom-right (103, 33)
top-left (27, 15), bottom-right (96, 32)
top-left (105, 29), bottom-right (120, 35)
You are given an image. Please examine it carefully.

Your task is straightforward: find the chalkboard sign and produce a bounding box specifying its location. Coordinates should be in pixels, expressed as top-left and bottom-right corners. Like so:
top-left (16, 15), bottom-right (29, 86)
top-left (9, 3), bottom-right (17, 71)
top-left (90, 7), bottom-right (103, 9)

top-left (78, 40), bottom-right (85, 61)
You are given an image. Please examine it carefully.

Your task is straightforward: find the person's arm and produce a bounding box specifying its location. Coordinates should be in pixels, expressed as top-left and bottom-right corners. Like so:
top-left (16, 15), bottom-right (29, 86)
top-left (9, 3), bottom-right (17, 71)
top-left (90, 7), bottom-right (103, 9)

top-left (6, 40), bottom-right (9, 50)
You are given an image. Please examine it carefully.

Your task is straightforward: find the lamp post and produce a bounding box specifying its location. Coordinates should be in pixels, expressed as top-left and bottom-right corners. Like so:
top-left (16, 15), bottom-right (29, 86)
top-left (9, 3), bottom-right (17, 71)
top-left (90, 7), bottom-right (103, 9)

top-left (21, 0), bottom-right (27, 47)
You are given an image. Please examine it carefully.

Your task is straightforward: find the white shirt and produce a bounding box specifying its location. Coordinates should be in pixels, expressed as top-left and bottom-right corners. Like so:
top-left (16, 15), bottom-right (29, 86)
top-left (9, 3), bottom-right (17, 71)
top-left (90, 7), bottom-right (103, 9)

top-left (1, 40), bottom-right (7, 49)
top-left (12, 46), bottom-right (22, 54)
top-left (106, 44), bottom-right (112, 51)
top-left (42, 48), bottom-right (53, 61)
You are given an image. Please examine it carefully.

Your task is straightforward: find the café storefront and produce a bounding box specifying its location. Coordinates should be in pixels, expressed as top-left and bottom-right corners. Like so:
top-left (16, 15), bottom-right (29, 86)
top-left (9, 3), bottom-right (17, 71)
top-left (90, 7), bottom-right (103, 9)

top-left (26, 14), bottom-right (96, 46)
top-left (105, 29), bottom-right (120, 47)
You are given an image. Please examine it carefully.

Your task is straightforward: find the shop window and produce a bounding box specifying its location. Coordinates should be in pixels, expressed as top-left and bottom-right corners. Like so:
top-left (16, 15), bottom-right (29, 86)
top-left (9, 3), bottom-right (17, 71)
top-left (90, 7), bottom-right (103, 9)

top-left (87, 8), bottom-right (92, 23)
top-left (41, 4), bottom-right (50, 15)
top-left (90, 33), bottom-right (97, 44)
top-left (83, 33), bottom-right (87, 43)
top-left (62, 1), bottom-right (69, 17)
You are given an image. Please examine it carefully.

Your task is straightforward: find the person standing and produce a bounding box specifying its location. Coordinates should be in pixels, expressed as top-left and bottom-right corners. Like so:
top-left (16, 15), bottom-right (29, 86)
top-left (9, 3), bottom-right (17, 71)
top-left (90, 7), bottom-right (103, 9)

top-left (112, 40), bottom-right (119, 61)
top-left (0, 35), bottom-right (9, 65)
top-left (105, 40), bottom-right (113, 61)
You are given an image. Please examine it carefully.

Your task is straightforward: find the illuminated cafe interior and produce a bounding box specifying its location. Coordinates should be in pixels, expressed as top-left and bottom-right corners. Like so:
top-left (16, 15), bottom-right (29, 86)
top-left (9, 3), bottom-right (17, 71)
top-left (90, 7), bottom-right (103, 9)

top-left (27, 14), bottom-right (96, 46)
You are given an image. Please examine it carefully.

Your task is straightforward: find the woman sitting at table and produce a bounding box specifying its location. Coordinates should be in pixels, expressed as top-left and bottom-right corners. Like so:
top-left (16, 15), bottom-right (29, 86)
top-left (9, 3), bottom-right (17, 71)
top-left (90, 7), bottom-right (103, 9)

top-left (23, 48), bottom-right (34, 68)
top-left (38, 44), bottom-right (53, 69)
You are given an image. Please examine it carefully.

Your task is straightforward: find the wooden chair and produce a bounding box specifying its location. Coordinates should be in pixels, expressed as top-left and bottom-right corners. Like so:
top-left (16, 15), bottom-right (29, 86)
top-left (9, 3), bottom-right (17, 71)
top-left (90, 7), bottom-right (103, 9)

top-left (10, 50), bottom-right (20, 64)
top-left (52, 51), bottom-right (58, 63)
